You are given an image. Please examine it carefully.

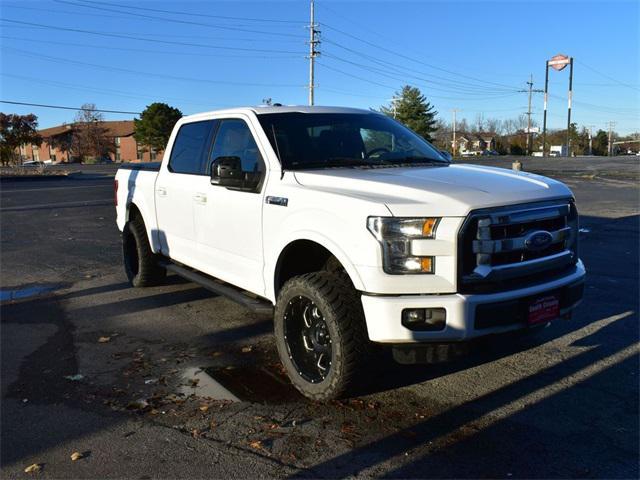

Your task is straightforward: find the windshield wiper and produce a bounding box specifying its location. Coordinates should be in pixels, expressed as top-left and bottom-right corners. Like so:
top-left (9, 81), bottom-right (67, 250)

top-left (387, 156), bottom-right (446, 164)
top-left (290, 158), bottom-right (378, 170)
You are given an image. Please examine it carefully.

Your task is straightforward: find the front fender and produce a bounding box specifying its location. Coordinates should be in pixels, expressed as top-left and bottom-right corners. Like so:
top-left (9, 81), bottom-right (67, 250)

top-left (266, 230), bottom-right (368, 303)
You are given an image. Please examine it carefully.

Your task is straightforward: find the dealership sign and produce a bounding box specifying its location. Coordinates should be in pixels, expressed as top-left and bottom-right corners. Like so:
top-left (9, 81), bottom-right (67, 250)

top-left (548, 54), bottom-right (571, 71)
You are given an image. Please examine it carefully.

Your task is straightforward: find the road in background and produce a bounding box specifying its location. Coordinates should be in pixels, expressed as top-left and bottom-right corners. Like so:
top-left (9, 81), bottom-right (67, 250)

top-left (1, 164), bottom-right (638, 478)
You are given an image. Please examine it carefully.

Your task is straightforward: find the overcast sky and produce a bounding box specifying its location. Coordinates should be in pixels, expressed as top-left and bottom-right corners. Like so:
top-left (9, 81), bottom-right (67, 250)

top-left (1, 0), bottom-right (638, 134)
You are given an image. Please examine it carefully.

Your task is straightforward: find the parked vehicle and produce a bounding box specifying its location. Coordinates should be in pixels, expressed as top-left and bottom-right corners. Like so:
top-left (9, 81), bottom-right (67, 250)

top-left (22, 160), bottom-right (46, 167)
top-left (115, 106), bottom-right (585, 400)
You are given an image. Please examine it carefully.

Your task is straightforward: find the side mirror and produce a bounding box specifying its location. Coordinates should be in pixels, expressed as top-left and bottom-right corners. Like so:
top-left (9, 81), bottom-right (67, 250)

top-left (440, 150), bottom-right (453, 162)
top-left (211, 156), bottom-right (261, 191)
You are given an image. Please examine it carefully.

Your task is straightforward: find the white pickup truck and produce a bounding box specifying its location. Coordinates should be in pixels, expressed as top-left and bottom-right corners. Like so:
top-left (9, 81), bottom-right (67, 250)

top-left (115, 106), bottom-right (585, 400)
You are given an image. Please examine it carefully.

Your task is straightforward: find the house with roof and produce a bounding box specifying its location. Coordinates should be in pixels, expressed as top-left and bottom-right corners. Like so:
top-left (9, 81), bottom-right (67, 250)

top-left (18, 120), bottom-right (161, 163)
top-left (454, 132), bottom-right (497, 154)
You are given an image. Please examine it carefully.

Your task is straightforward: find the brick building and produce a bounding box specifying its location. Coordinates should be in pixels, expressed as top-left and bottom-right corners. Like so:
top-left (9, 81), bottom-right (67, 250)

top-left (19, 120), bottom-right (162, 163)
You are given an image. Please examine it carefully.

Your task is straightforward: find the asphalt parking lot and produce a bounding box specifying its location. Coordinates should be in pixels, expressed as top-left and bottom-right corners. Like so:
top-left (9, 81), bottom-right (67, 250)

top-left (1, 158), bottom-right (638, 478)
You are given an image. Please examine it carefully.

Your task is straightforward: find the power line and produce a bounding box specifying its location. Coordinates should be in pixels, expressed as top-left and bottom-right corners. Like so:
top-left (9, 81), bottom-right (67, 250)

top-left (72, 0), bottom-right (307, 24)
top-left (0, 19), bottom-right (305, 55)
top-left (2, 47), bottom-right (306, 88)
top-left (1, 100), bottom-right (141, 115)
top-left (321, 52), bottom-right (518, 96)
top-left (54, 0), bottom-right (306, 38)
top-left (576, 60), bottom-right (640, 92)
top-left (0, 36), bottom-right (301, 59)
top-left (0, 73), bottom-right (234, 108)
top-left (319, 23), bottom-right (521, 91)
top-left (321, 39), bottom-right (517, 94)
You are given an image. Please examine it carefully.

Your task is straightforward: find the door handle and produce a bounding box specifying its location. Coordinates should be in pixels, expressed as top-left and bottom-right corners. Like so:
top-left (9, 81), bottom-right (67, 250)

top-left (193, 193), bottom-right (207, 204)
top-left (156, 187), bottom-right (167, 197)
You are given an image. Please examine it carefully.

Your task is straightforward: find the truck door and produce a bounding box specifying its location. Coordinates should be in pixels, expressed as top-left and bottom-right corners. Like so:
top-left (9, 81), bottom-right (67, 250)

top-left (155, 120), bottom-right (216, 268)
top-left (192, 117), bottom-right (267, 295)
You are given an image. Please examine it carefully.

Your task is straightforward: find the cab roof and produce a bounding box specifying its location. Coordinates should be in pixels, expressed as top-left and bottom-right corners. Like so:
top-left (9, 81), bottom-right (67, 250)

top-left (181, 105), bottom-right (377, 122)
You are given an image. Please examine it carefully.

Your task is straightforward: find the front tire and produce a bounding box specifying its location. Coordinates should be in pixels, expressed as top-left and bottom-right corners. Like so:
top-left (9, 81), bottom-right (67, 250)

top-left (274, 272), bottom-right (370, 401)
top-left (122, 216), bottom-right (166, 287)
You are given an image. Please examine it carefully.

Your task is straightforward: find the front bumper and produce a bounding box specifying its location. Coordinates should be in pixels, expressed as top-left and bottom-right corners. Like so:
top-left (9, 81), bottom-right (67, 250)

top-left (361, 260), bottom-right (585, 343)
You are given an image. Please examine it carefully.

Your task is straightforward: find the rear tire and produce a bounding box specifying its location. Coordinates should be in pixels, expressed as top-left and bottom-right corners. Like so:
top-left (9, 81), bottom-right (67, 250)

top-left (274, 271), bottom-right (371, 401)
top-left (122, 216), bottom-right (166, 287)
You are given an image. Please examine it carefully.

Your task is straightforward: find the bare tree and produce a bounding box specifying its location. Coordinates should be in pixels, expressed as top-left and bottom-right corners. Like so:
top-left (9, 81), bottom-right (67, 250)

top-left (485, 118), bottom-right (502, 135)
top-left (72, 104), bottom-right (114, 163)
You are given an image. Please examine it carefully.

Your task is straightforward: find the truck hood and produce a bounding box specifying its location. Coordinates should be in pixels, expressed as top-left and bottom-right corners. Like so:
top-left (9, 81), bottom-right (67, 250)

top-left (293, 164), bottom-right (573, 217)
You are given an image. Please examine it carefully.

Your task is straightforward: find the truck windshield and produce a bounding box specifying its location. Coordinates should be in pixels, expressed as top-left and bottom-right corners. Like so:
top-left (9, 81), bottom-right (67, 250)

top-left (257, 112), bottom-right (448, 170)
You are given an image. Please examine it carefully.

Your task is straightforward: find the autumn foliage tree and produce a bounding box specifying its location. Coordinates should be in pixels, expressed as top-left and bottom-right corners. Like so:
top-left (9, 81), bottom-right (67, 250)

top-left (0, 113), bottom-right (41, 165)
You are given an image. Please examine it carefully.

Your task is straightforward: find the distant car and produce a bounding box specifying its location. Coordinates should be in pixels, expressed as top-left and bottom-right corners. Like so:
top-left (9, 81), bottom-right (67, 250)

top-left (22, 160), bottom-right (45, 167)
top-left (481, 150), bottom-right (499, 156)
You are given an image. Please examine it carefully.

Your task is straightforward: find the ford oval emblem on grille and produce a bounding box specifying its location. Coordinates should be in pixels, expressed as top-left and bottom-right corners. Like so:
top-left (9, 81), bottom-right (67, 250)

top-left (524, 230), bottom-right (553, 251)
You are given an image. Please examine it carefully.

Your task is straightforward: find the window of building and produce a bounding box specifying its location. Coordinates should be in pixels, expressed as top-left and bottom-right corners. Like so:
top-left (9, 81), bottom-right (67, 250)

top-left (169, 120), bottom-right (216, 174)
top-left (150, 148), bottom-right (157, 161)
top-left (115, 136), bottom-right (121, 146)
top-left (137, 146), bottom-right (143, 161)
top-left (32, 145), bottom-right (40, 161)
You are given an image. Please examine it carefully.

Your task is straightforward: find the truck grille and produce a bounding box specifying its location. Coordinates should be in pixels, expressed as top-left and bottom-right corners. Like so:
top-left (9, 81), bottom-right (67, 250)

top-left (459, 200), bottom-right (579, 293)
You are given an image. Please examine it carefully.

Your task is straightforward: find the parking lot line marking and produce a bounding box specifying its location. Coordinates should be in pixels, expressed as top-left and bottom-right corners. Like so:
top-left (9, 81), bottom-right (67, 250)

top-left (0, 199), bottom-right (112, 211)
top-left (1, 184), bottom-right (112, 193)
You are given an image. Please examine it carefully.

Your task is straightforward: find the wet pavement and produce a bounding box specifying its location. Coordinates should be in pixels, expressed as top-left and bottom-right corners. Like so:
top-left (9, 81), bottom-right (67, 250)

top-left (0, 172), bottom-right (638, 478)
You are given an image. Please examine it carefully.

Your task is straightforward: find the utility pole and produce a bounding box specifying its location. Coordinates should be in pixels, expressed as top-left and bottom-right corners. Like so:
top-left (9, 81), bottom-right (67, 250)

top-left (587, 124), bottom-right (595, 156)
top-left (607, 121), bottom-right (616, 156)
top-left (307, 0), bottom-right (320, 106)
top-left (451, 108), bottom-right (459, 156)
top-left (519, 74), bottom-right (543, 155)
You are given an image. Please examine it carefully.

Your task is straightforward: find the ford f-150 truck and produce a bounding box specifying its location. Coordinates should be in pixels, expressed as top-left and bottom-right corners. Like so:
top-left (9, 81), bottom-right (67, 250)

top-left (115, 106), bottom-right (585, 400)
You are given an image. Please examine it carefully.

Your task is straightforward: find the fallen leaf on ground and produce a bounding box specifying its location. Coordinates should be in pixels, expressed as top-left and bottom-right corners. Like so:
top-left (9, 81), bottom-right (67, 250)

top-left (24, 464), bottom-right (41, 473)
top-left (98, 336), bottom-right (111, 343)
top-left (126, 399), bottom-right (149, 410)
top-left (249, 440), bottom-right (263, 450)
top-left (241, 346), bottom-right (253, 353)
top-left (199, 405), bottom-right (209, 412)
top-left (341, 422), bottom-right (356, 435)
top-left (191, 429), bottom-right (200, 438)
top-left (210, 351), bottom-right (224, 357)
top-left (70, 451), bottom-right (83, 461)
top-left (189, 378), bottom-right (200, 387)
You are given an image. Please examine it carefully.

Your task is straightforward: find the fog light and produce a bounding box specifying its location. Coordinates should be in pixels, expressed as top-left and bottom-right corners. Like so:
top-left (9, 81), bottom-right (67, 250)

top-left (401, 308), bottom-right (446, 331)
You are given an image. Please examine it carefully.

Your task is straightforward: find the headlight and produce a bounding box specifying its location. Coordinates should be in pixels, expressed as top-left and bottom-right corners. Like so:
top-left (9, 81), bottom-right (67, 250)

top-left (367, 217), bottom-right (440, 274)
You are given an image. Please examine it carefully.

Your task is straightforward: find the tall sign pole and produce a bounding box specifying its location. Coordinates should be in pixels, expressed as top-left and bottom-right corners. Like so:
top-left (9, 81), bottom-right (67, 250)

top-left (566, 57), bottom-right (574, 157)
top-left (543, 54), bottom-right (572, 158)
top-left (542, 61), bottom-right (549, 157)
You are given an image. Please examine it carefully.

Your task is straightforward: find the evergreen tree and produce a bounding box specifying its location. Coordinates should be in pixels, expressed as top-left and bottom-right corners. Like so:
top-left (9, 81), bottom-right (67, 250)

top-left (134, 103), bottom-right (183, 152)
top-left (380, 86), bottom-right (438, 141)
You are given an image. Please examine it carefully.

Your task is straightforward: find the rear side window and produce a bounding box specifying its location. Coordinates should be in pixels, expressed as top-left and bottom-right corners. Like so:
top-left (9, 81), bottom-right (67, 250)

top-left (168, 120), bottom-right (215, 175)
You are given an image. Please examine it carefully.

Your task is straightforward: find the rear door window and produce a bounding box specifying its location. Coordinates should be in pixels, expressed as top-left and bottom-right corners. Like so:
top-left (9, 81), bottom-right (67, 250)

top-left (168, 120), bottom-right (216, 175)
